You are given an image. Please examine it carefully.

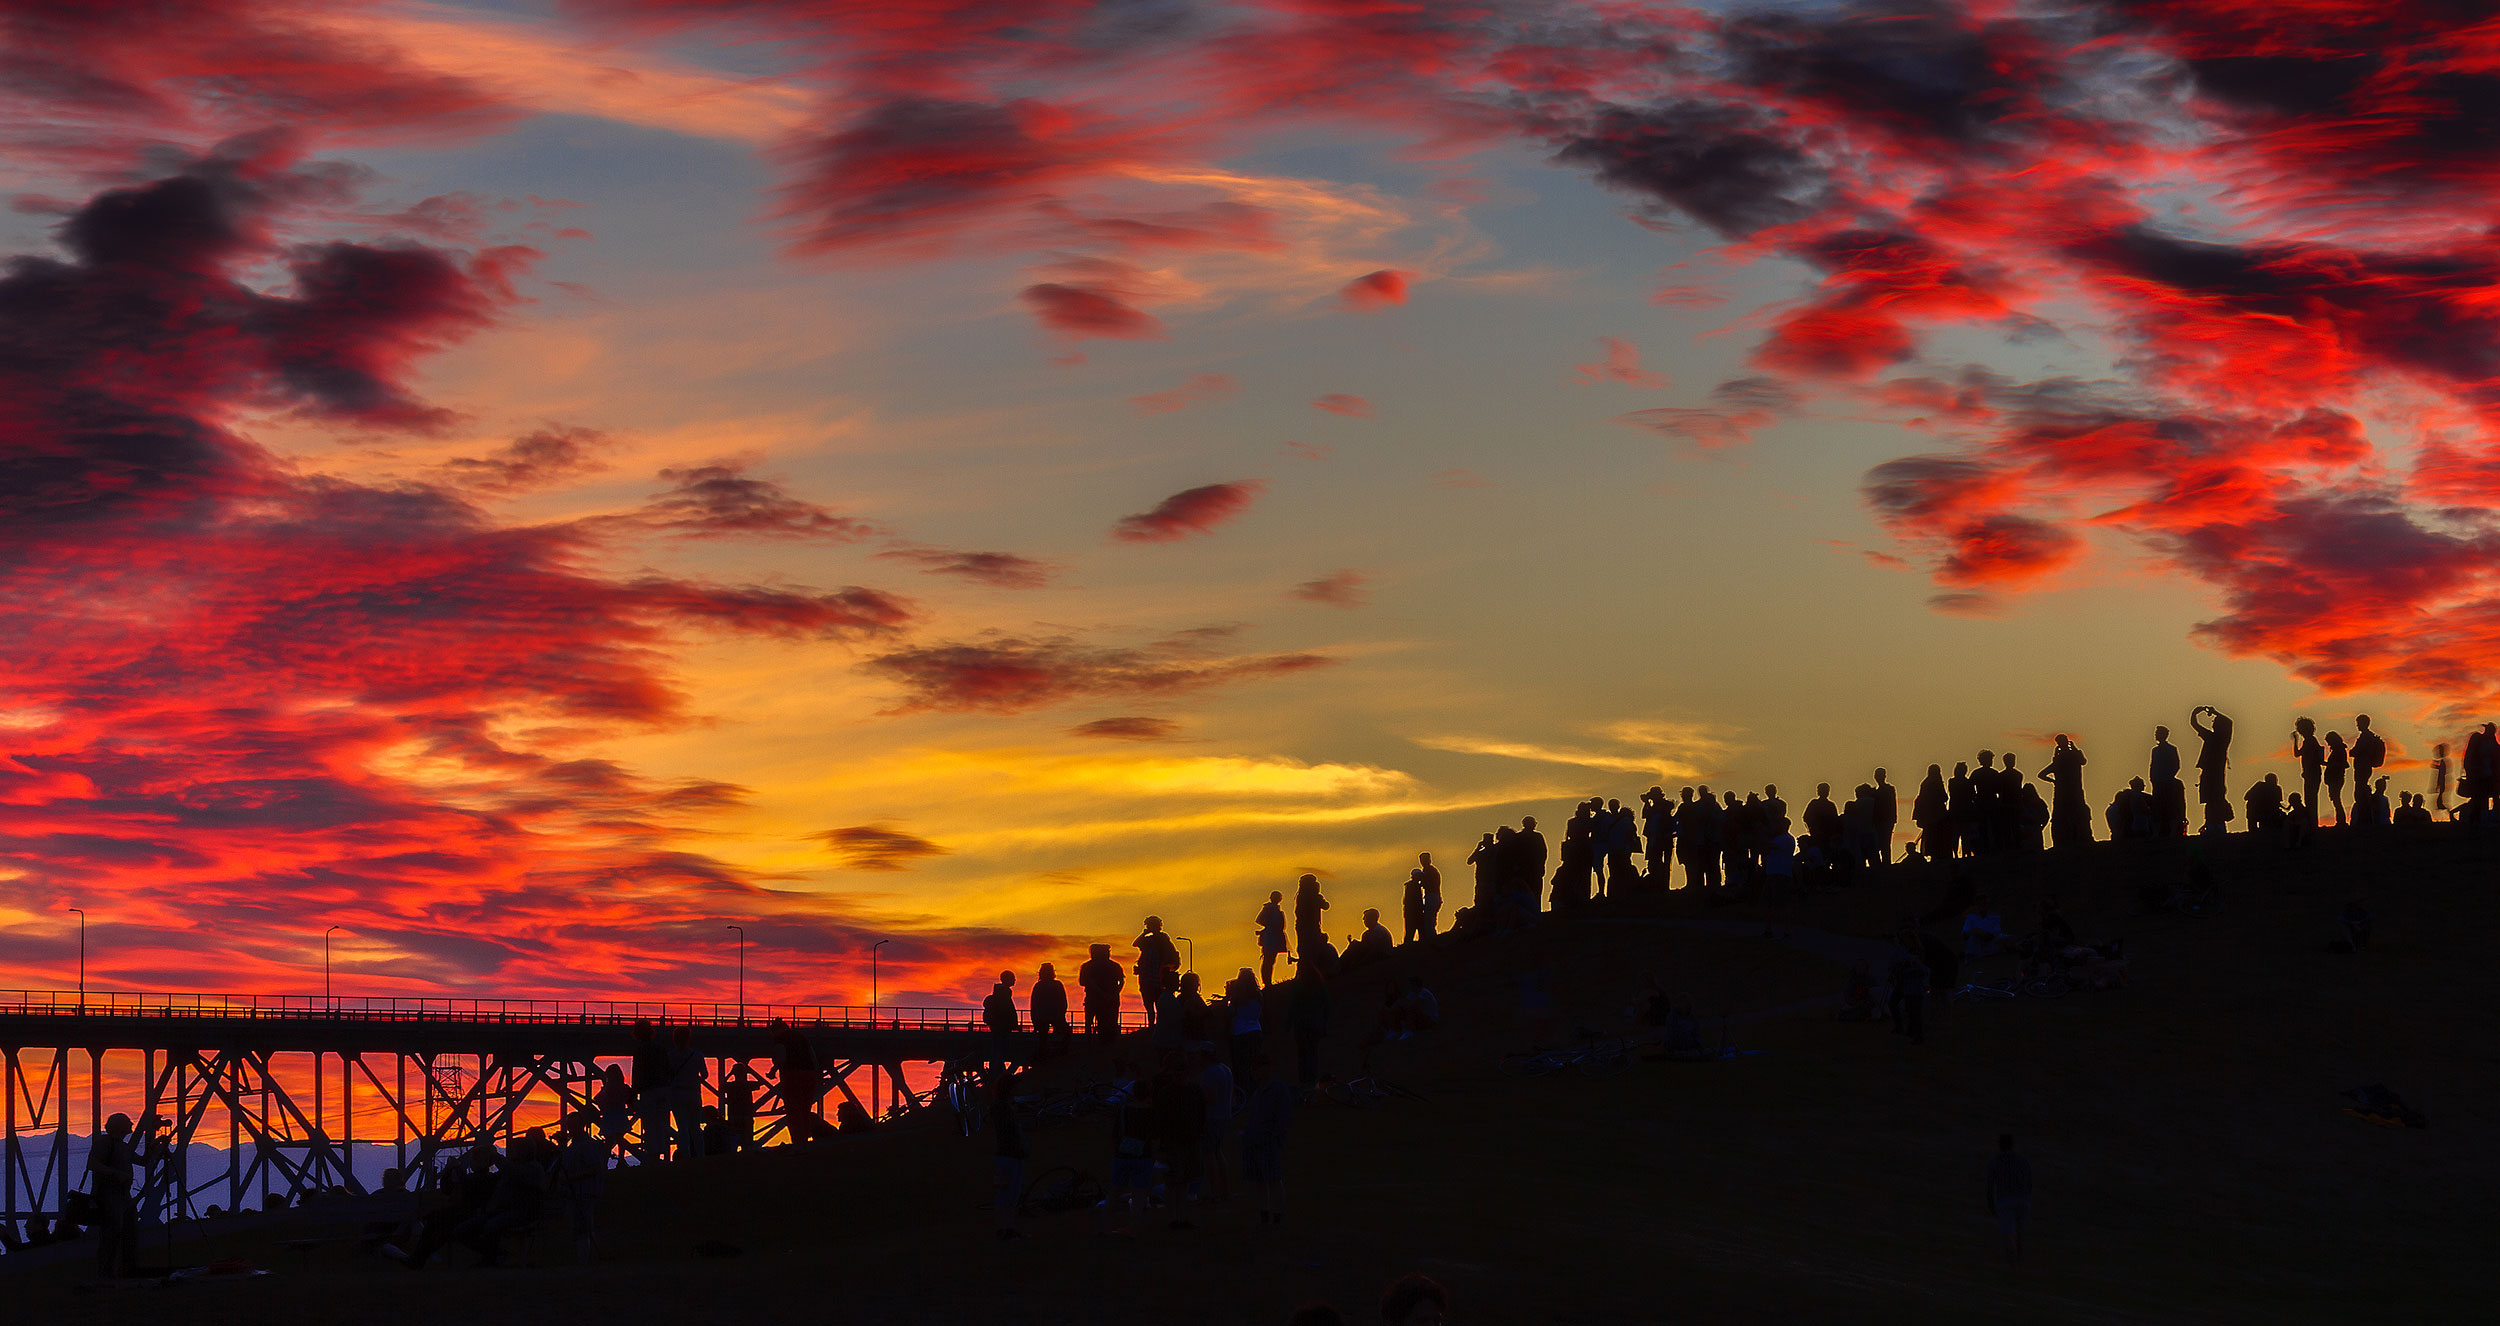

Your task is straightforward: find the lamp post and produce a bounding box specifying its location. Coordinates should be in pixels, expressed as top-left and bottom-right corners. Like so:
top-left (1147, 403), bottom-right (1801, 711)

top-left (69, 908), bottom-right (85, 1011)
top-left (726, 925), bottom-right (745, 1023)
top-left (325, 925), bottom-right (344, 1009)
top-left (870, 938), bottom-right (890, 1015)
top-left (1179, 936), bottom-right (1194, 973)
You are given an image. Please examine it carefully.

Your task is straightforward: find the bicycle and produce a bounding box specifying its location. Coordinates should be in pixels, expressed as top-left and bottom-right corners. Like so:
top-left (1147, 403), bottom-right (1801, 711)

top-left (1498, 1031), bottom-right (1652, 1078)
top-left (1018, 1165), bottom-right (1106, 1217)
top-left (1309, 1075), bottom-right (1427, 1107)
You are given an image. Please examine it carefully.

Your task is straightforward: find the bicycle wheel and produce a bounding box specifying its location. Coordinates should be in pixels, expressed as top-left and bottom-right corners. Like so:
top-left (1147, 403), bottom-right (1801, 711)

top-left (1322, 1080), bottom-right (1357, 1106)
top-left (2022, 975), bottom-right (2070, 999)
top-left (1575, 1051), bottom-right (1633, 1078)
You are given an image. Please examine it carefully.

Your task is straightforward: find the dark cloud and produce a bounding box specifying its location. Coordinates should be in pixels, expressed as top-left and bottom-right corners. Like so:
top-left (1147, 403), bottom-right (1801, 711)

top-left (810, 823), bottom-right (949, 872)
top-left (876, 546), bottom-right (1059, 589)
top-left (647, 462), bottom-right (876, 541)
top-left (1551, 101), bottom-right (1828, 239)
top-left (865, 629), bottom-right (1330, 714)
top-left (1291, 570), bottom-right (1369, 608)
top-left (1110, 480), bottom-right (1264, 543)
top-left (1068, 716), bottom-right (1182, 741)
top-left (438, 425), bottom-right (611, 494)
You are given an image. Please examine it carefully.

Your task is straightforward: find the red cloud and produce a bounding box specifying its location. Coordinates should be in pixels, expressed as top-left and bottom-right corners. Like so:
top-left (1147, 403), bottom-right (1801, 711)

top-left (1291, 570), bottom-right (1370, 608)
top-left (1021, 281), bottom-right (1163, 340)
top-left (0, 161), bottom-right (1078, 1002)
top-left (865, 629), bottom-right (1330, 714)
top-left (1313, 393), bottom-right (1373, 418)
top-left (1129, 372), bottom-right (1239, 415)
top-left (1110, 481), bottom-right (1265, 543)
top-left (1338, 269), bottom-right (1411, 311)
top-left (1574, 336), bottom-right (1669, 389)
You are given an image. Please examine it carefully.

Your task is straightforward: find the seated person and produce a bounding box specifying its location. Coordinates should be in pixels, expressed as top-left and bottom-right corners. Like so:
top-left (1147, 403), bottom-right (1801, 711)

top-left (1397, 977), bottom-right (1439, 1035)
top-left (1837, 960), bottom-right (1881, 1021)
top-left (1342, 910), bottom-right (1395, 968)
top-left (1959, 898), bottom-right (2004, 957)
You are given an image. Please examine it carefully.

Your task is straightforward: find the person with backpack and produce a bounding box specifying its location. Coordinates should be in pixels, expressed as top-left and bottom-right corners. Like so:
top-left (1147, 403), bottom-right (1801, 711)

top-left (2352, 715), bottom-right (2385, 801)
top-left (1133, 917), bottom-right (1181, 1030)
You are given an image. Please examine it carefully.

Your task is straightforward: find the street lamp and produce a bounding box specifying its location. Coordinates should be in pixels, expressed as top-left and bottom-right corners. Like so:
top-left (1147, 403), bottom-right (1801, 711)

top-left (1179, 936), bottom-right (1194, 973)
top-left (870, 938), bottom-right (890, 1014)
top-left (726, 925), bottom-right (745, 1022)
top-left (325, 926), bottom-right (345, 1009)
top-left (69, 908), bottom-right (85, 1011)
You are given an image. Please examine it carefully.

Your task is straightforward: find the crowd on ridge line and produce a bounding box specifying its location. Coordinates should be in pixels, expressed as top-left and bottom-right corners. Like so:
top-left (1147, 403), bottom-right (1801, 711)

top-left (971, 710), bottom-right (2498, 1038)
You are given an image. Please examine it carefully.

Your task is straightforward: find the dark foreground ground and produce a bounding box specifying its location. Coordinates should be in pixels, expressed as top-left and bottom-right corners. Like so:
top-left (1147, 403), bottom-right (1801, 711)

top-left (11, 825), bottom-right (2497, 1324)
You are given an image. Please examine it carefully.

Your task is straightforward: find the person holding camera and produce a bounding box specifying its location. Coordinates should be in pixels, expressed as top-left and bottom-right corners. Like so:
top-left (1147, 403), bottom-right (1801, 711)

top-left (88, 1112), bottom-right (162, 1279)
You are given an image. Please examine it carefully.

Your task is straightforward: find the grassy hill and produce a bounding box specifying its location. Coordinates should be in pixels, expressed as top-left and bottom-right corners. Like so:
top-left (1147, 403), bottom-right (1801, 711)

top-left (13, 825), bottom-right (2496, 1323)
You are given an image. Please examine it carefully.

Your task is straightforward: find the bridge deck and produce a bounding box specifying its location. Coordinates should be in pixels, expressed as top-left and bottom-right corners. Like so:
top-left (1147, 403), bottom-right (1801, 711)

top-left (0, 989), bottom-right (1138, 1058)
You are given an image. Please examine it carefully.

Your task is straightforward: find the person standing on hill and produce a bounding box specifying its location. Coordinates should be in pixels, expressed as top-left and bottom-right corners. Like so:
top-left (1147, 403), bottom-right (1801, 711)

top-left (1079, 943), bottom-right (1125, 1040)
top-left (768, 1019), bottom-right (839, 1143)
top-left (1913, 765), bottom-right (1950, 861)
top-left (1466, 833), bottom-right (1500, 918)
top-left (2323, 731), bottom-right (2350, 827)
top-left (2149, 725), bottom-right (2186, 837)
top-left (1513, 816), bottom-right (1549, 912)
top-left (1417, 852), bottom-right (1443, 934)
top-left (2351, 715), bottom-right (2385, 800)
top-left (2464, 723), bottom-right (2500, 830)
top-left (1642, 788), bottom-right (1674, 882)
top-left (2191, 706), bottom-right (2234, 834)
top-left (1986, 1134), bottom-right (2033, 1264)
top-left (2041, 735), bottom-right (2091, 849)
top-left (983, 970), bottom-right (1019, 1067)
top-left (1871, 769), bottom-right (1899, 864)
top-left (1401, 867), bottom-right (1431, 944)
top-left (1256, 891), bottom-right (1290, 985)
top-left (1134, 917), bottom-right (1181, 1029)
top-left (1294, 874), bottom-right (1331, 965)
top-left (1030, 962), bottom-right (1071, 1059)
top-left (2292, 717), bottom-right (2326, 821)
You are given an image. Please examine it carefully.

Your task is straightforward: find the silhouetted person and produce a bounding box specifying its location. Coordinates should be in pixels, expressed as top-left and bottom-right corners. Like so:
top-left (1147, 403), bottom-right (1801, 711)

top-left (2465, 723), bottom-right (2499, 829)
top-left (1079, 943), bottom-right (1125, 1039)
top-left (1256, 891), bottom-right (1289, 984)
top-left (1224, 967), bottom-right (1264, 1070)
top-left (1417, 852), bottom-right (1442, 934)
top-left (2246, 773), bottom-right (2283, 835)
top-left (1551, 818), bottom-right (1593, 911)
top-left (983, 969), bottom-right (1019, 1064)
top-left (1346, 908), bottom-right (1393, 968)
top-left (1031, 962), bottom-right (1071, 1058)
top-left (1641, 788), bottom-right (1674, 881)
top-left (2041, 734), bottom-right (2091, 849)
top-left (87, 1111), bottom-right (153, 1278)
top-left (665, 1027), bottom-right (704, 1161)
top-left (1134, 916), bottom-right (1180, 1029)
top-left (1871, 768), bottom-right (1898, 863)
top-left (2150, 725), bottom-right (2186, 836)
top-left (2286, 793), bottom-right (2316, 850)
top-left (1913, 765), bottom-right (1950, 861)
top-left (2191, 706), bottom-right (2233, 834)
top-left (2433, 741), bottom-right (2451, 814)
top-left (1466, 833), bottom-right (1500, 918)
top-left (1513, 816), bottom-right (1549, 910)
top-left (1400, 867), bottom-right (1431, 944)
top-left (2292, 717), bottom-right (2325, 824)
top-left (628, 1019), bottom-right (671, 1163)
top-left (1602, 798), bottom-right (1639, 893)
top-left (1987, 1134), bottom-right (2032, 1264)
top-left (1948, 762), bottom-right (1975, 857)
top-left (2352, 715), bottom-right (2385, 799)
top-left (1803, 782), bottom-right (1840, 864)
top-left (2323, 731), bottom-right (2349, 827)
top-left (1294, 874), bottom-right (1332, 964)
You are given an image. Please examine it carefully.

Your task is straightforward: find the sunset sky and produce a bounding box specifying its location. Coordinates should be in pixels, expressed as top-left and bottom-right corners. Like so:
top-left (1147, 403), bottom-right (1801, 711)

top-left (4, 0), bottom-right (2495, 1005)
